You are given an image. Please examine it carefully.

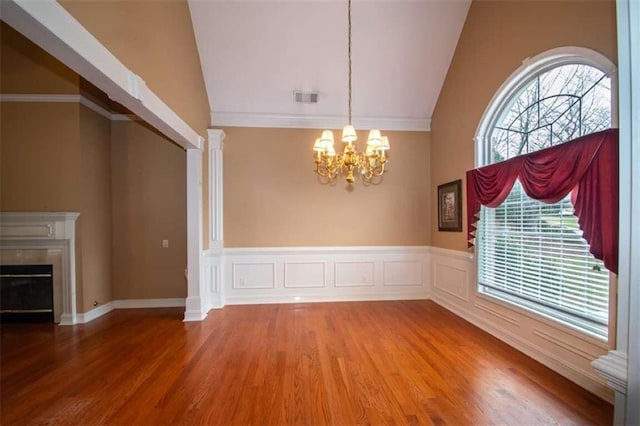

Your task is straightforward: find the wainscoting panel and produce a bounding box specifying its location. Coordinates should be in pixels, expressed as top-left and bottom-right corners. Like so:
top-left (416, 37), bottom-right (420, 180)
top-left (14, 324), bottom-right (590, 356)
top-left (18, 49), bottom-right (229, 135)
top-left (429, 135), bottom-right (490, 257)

top-left (232, 263), bottom-right (276, 289)
top-left (428, 246), bottom-right (613, 403)
top-left (211, 246), bottom-right (429, 306)
top-left (284, 262), bottom-right (326, 288)
top-left (334, 262), bottom-right (375, 287)
top-left (383, 261), bottom-right (423, 286)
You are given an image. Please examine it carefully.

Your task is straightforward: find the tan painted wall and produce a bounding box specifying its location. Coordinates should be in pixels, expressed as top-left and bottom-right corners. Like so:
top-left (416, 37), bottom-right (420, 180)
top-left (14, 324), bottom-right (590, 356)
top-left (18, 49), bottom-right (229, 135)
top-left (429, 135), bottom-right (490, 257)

top-left (0, 103), bottom-right (114, 313)
top-left (430, 0), bottom-right (618, 251)
top-left (59, 0), bottom-right (212, 247)
top-left (79, 106), bottom-right (113, 311)
top-left (0, 102), bottom-right (82, 211)
top-left (0, 22), bottom-right (79, 94)
top-left (0, 101), bottom-right (87, 310)
top-left (223, 127), bottom-right (430, 247)
top-left (58, 0), bottom-right (209, 135)
top-left (111, 121), bottom-right (187, 299)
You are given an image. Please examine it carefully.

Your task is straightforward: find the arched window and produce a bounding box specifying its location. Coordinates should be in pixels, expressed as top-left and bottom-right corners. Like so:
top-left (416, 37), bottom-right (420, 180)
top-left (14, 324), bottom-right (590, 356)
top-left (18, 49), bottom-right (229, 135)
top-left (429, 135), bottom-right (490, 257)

top-left (475, 48), bottom-right (616, 338)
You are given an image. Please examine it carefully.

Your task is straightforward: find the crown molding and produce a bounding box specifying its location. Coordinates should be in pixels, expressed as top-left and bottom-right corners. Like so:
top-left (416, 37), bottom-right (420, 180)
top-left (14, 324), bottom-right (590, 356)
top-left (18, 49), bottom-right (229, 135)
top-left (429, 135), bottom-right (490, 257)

top-left (211, 111), bottom-right (431, 132)
top-left (79, 96), bottom-right (113, 120)
top-left (0, 93), bottom-right (140, 122)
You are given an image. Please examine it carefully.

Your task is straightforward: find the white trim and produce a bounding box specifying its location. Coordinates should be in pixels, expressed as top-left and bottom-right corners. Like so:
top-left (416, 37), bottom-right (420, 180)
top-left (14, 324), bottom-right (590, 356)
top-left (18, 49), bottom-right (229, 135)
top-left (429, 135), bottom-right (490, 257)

top-left (205, 246), bottom-right (430, 308)
top-left (208, 129), bottom-right (225, 250)
top-left (75, 301), bottom-right (115, 323)
top-left (223, 245), bottom-right (431, 256)
top-left (211, 111), bottom-right (431, 132)
top-left (428, 245), bottom-right (474, 262)
top-left (1, 0), bottom-right (202, 150)
top-left (0, 94), bottom-right (81, 103)
top-left (603, 1), bottom-right (640, 423)
top-left (79, 96), bottom-right (113, 120)
top-left (592, 351), bottom-right (629, 395)
top-left (71, 298), bottom-right (186, 323)
top-left (184, 148), bottom-right (206, 322)
top-left (1, 93), bottom-right (135, 122)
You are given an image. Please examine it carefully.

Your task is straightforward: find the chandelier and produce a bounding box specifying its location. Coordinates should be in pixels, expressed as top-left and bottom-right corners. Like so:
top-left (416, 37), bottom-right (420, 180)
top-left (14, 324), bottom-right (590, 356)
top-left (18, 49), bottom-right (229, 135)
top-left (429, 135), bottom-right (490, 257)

top-left (313, 0), bottom-right (390, 184)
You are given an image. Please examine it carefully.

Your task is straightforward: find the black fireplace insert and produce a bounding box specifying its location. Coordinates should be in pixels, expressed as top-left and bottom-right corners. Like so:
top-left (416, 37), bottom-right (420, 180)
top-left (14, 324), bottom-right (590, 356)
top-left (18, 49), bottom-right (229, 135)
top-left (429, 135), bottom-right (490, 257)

top-left (0, 264), bottom-right (54, 323)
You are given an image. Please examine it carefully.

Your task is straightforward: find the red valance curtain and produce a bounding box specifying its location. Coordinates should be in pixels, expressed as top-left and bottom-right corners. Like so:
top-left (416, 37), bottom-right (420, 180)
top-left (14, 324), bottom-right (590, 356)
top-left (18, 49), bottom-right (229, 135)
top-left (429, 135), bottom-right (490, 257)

top-left (466, 128), bottom-right (619, 274)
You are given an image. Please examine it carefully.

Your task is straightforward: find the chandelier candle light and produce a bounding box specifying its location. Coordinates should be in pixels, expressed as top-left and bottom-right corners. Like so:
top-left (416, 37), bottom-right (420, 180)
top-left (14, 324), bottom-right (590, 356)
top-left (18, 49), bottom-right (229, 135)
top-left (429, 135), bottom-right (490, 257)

top-left (313, 0), bottom-right (390, 184)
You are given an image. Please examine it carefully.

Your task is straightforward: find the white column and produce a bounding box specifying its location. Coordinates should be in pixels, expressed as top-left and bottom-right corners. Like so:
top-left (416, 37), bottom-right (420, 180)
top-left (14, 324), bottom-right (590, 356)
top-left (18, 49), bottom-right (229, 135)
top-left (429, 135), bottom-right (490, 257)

top-left (208, 129), bottom-right (225, 250)
top-left (184, 142), bottom-right (207, 321)
top-left (206, 129), bottom-right (226, 309)
top-left (592, 1), bottom-right (639, 423)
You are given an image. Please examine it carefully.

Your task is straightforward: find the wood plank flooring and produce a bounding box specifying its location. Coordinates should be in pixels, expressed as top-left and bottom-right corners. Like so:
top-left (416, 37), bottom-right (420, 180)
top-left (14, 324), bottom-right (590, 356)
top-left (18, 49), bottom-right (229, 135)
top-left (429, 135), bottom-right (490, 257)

top-left (1, 301), bottom-right (612, 425)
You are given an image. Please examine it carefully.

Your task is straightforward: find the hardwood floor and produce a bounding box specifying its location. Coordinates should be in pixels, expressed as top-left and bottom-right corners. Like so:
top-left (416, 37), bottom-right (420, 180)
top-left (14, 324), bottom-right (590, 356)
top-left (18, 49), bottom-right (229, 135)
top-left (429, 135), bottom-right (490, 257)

top-left (1, 301), bottom-right (612, 425)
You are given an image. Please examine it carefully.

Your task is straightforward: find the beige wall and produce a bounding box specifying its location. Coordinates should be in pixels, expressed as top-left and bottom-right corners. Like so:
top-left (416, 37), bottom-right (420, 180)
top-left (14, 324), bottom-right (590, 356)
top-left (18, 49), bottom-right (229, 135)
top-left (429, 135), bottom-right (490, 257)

top-left (0, 22), bottom-right (79, 94)
top-left (430, 0), bottom-right (618, 250)
top-left (59, 0), bottom-right (212, 248)
top-left (0, 102), bottom-right (116, 313)
top-left (2, 22), bottom-right (191, 307)
top-left (79, 106), bottom-right (113, 310)
top-left (223, 127), bottom-right (430, 247)
top-left (59, 0), bottom-right (209, 136)
top-left (0, 102), bottom-right (82, 211)
top-left (111, 121), bottom-right (187, 299)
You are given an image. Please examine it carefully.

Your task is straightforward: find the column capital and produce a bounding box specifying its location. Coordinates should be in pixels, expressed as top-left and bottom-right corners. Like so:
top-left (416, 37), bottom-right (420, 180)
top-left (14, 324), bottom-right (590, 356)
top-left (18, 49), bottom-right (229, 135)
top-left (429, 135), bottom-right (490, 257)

top-left (207, 129), bottom-right (226, 151)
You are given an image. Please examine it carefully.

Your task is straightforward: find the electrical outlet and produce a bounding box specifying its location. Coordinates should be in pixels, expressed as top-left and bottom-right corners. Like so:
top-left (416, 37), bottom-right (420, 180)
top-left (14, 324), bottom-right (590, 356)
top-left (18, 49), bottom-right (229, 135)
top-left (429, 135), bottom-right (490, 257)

top-left (162, 240), bottom-right (169, 248)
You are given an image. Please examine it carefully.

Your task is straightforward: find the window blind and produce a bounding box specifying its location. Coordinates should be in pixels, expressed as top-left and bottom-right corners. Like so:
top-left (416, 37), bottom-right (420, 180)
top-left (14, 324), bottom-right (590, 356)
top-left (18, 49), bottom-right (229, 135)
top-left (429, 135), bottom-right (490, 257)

top-left (477, 181), bottom-right (609, 335)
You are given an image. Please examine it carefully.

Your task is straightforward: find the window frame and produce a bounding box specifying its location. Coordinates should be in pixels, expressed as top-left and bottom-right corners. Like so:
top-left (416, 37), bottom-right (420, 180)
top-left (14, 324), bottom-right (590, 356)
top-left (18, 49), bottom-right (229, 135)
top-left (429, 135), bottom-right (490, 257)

top-left (473, 47), bottom-right (618, 343)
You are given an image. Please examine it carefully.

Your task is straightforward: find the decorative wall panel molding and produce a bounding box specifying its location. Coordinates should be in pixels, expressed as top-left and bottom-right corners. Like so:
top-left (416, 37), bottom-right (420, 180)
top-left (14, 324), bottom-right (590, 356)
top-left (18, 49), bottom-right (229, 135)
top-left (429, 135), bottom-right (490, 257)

top-left (383, 261), bottom-right (423, 286)
top-left (204, 246), bottom-right (429, 307)
top-left (284, 262), bottom-right (326, 288)
top-left (334, 262), bottom-right (375, 287)
top-left (232, 263), bottom-right (276, 289)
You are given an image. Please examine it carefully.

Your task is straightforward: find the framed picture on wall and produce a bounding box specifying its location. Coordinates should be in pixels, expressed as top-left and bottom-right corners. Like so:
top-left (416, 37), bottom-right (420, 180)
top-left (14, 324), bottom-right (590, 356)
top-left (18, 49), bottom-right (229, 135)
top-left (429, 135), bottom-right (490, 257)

top-left (438, 179), bottom-right (462, 232)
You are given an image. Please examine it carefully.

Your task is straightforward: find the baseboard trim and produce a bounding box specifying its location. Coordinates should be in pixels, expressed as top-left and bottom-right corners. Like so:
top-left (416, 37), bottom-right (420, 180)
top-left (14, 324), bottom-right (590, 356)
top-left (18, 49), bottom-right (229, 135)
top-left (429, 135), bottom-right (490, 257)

top-left (75, 301), bottom-right (115, 324)
top-left (224, 292), bottom-right (427, 306)
top-left (65, 298), bottom-right (186, 325)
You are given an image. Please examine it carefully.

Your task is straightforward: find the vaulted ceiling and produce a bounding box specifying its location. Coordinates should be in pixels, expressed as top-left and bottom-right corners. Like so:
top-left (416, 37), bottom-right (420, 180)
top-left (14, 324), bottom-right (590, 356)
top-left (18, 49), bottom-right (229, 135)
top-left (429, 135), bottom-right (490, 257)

top-left (189, 0), bottom-right (470, 131)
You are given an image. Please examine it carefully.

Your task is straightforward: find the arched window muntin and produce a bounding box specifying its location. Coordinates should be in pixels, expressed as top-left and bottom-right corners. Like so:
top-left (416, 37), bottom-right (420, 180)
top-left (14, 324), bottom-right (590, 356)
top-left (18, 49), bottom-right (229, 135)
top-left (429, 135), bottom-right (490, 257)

top-left (476, 47), bottom-right (617, 166)
top-left (474, 47), bottom-right (617, 340)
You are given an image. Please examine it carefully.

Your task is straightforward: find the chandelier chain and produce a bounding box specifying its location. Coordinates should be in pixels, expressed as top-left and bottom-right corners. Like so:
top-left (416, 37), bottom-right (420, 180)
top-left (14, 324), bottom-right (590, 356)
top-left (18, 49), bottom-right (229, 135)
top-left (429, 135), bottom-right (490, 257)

top-left (348, 0), bottom-right (352, 125)
top-left (312, 0), bottom-right (389, 185)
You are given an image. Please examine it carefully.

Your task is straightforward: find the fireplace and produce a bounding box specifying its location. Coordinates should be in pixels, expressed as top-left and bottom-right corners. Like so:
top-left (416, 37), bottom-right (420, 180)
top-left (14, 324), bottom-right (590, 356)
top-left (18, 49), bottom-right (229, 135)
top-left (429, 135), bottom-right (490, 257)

top-left (1, 264), bottom-right (54, 323)
top-left (0, 212), bottom-right (79, 324)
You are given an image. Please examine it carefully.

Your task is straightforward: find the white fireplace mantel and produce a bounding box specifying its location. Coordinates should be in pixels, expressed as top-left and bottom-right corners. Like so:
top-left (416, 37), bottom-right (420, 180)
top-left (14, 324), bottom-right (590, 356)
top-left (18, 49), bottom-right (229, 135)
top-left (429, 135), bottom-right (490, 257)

top-left (0, 212), bottom-right (80, 325)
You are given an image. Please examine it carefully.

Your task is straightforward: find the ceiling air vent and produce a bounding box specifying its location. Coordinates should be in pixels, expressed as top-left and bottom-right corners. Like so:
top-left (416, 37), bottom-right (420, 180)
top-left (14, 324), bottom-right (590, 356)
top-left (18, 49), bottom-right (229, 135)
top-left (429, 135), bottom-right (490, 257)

top-left (294, 91), bottom-right (318, 104)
